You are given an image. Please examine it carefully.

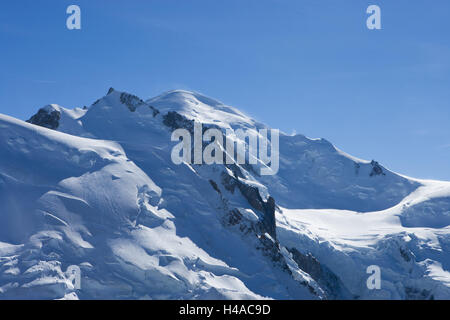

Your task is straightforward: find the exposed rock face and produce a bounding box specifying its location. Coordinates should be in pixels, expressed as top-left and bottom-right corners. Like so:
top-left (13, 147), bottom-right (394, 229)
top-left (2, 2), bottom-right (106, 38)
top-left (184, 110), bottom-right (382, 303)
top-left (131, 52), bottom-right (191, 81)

top-left (222, 208), bottom-right (292, 278)
top-left (119, 92), bottom-right (145, 112)
top-left (27, 108), bottom-right (61, 130)
top-left (289, 248), bottom-right (352, 299)
top-left (219, 188), bottom-right (322, 297)
top-left (222, 207), bottom-right (288, 271)
top-left (106, 89), bottom-right (158, 115)
top-left (399, 247), bottom-right (412, 262)
top-left (163, 111), bottom-right (194, 133)
top-left (149, 106), bottom-right (160, 117)
top-left (370, 160), bottom-right (386, 177)
top-left (221, 170), bottom-right (277, 240)
top-left (209, 179), bottom-right (221, 194)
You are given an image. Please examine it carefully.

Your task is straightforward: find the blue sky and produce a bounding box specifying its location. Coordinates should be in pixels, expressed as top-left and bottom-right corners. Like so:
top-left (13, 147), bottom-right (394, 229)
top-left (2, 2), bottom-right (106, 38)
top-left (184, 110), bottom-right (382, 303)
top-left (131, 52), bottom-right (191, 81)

top-left (1, 0), bottom-right (449, 180)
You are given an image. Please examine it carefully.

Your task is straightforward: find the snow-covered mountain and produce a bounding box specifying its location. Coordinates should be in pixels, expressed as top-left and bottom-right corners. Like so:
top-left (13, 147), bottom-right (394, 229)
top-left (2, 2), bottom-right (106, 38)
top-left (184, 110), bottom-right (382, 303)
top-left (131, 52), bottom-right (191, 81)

top-left (1, 88), bottom-right (449, 299)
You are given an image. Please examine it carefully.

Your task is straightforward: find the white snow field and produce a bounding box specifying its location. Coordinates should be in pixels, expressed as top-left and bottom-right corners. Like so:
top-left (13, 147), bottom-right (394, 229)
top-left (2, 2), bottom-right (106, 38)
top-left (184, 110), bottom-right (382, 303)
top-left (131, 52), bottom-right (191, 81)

top-left (0, 88), bottom-right (449, 299)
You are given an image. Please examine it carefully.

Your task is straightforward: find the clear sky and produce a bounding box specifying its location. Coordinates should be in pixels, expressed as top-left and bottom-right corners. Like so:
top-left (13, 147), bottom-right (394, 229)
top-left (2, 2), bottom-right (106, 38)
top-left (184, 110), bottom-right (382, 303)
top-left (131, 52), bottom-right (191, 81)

top-left (1, 0), bottom-right (449, 180)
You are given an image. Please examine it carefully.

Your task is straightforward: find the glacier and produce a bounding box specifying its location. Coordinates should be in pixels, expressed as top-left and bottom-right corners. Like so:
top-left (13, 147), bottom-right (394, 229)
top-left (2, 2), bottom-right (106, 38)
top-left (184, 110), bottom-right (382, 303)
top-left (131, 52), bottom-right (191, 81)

top-left (0, 88), bottom-right (449, 299)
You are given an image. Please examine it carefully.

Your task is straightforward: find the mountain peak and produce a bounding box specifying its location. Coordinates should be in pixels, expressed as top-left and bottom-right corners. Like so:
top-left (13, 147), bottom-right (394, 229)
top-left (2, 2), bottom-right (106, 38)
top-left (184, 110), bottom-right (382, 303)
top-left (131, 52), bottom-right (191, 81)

top-left (147, 90), bottom-right (255, 129)
top-left (90, 89), bottom-right (147, 113)
top-left (107, 87), bottom-right (115, 95)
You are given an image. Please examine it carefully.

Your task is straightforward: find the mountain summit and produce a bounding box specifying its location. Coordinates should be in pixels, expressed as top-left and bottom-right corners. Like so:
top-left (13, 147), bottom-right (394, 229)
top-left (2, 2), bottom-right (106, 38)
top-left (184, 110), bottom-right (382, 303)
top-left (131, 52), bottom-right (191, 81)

top-left (1, 88), bottom-right (449, 299)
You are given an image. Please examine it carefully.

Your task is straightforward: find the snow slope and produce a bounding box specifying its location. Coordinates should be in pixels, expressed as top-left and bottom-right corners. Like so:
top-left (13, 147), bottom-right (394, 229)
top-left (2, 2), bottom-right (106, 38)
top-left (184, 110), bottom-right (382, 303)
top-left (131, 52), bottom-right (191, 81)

top-left (277, 179), bottom-right (450, 299)
top-left (0, 91), bottom-right (318, 299)
top-left (1, 114), bottom-right (273, 299)
top-left (0, 88), bottom-right (449, 299)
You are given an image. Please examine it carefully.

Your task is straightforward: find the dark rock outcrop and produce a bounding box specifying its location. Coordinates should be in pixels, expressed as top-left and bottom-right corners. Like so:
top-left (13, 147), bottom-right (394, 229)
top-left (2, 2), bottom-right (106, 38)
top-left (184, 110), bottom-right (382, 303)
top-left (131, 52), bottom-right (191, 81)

top-left (119, 92), bottom-right (145, 112)
top-left (221, 170), bottom-right (277, 240)
top-left (222, 207), bottom-right (321, 297)
top-left (149, 106), bottom-right (160, 117)
top-left (399, 247), bottom-right (412, 262)
top-left (370, 160), bottom-right (386, 177)
top-left (163, 111), bottom-right (194, 133)
top-left (209, 180), bottom-right (221, 194)
top-left (27, 108), bottom-right (61, 130)
top-left (289, 248), bottom-right (353, 299)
